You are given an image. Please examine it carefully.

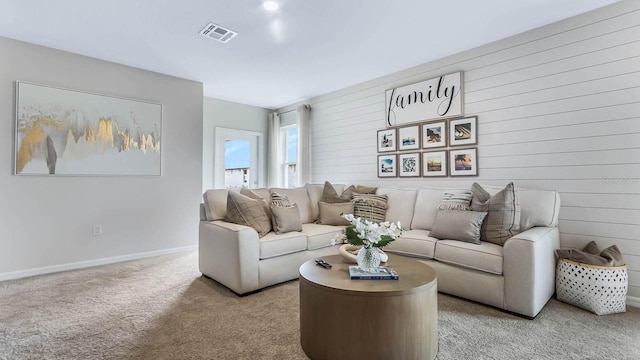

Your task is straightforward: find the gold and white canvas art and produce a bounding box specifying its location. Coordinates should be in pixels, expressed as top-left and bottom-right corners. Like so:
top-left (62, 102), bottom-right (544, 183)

top-left (15, 82), bottom-right (162, 176)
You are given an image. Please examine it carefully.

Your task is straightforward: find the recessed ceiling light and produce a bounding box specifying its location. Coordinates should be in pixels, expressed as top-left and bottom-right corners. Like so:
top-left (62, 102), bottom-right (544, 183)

top-left (263, 1), bottom-right (279, 11)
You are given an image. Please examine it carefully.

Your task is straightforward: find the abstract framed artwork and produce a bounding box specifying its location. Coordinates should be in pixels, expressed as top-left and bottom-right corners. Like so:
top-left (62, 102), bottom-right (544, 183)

top-left (397, 125), bottom-right (420, 151)
top-left (449, 148), bottom-right (478, 177)
top-left (449, 116), bottom-right (477, 147)
top-left (377, 154), bottom-right (397, 178)
top-left (14, 82), bottom-right (162, 176)
top-left (377, 128), bottom-right (397, 152)
top-left (422, 151), bottom-right (447, 177)
top-left (422, 120), bottom-right (447, 149)
top-left (399, 153), bottom-right (420, 177)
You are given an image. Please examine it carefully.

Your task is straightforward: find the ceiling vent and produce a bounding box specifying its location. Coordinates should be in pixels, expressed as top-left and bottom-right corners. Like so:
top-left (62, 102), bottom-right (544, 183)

top-left (199, 22), bottom-right (237, 43)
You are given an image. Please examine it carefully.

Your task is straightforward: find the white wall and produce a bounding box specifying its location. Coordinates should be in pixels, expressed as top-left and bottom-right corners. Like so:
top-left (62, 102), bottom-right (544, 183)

top-left (202, 97), bottom-right (270, 191)
top-left (0, 37), bottom-right (203, 278)
top-left (279, 2), bottom-right (640, 300)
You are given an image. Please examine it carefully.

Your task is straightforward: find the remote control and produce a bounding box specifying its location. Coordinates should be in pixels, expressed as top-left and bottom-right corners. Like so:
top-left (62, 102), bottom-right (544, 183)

top-left (315, 258), bottom-right (332, 269)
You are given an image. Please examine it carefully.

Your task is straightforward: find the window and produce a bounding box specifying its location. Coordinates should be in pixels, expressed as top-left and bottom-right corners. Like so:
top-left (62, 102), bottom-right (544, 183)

top-left (282, 125), bottom-right (297, 188)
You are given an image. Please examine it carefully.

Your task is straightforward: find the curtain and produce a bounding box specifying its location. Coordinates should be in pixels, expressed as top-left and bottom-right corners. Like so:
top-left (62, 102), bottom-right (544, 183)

top-left (267, 112), bottom-right (280, 188)
top-left (296, 104), bottom-right (311, 186)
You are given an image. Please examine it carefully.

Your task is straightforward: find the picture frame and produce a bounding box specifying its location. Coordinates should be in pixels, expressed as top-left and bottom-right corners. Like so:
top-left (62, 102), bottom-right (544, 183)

top-left (397, 125), bottom-right (420, 151)
top-left (399, 153), bottom-right (420, 177)
top-left (377, 154), bottom-right (397, 178)
top-left (15, 81), bottom-right (162, 176)
top-left (422, 151), bottom-right (448, 177)
top-left (422, 120), bottom-right (447, 148)
top-left (449, 148), bottom-right (478, 177)
top-left (377, 128), bottom-right (397, 152)
top-left (449, 116), bottom-right (477, 147)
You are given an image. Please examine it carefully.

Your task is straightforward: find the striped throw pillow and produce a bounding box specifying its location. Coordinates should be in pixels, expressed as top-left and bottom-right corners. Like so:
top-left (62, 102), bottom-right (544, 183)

top-left (352, 193), bottom-right (388, 223)
top-left (438, 190), bottom-right (472, 211)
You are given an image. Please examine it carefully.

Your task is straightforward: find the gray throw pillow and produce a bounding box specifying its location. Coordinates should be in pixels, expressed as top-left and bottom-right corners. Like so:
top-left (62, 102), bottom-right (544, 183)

top-left (317, 201), bottom-right (354, 226)
top-left (321, 181), bottom-right (356, 203)
top-left (471, 182), bottom-right (521, 246)
top-left (224, 191), bottom-right (272, 237)
top-left (270, 204), bottom-right (303, 234)
top-left (429, 210), bottom-right (487, 244)
top-left (582, 241), bottom-right (600, 255)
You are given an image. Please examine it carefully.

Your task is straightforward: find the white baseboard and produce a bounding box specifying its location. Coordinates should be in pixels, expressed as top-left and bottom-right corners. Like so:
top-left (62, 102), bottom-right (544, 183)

top-left (0, 245), bottom-right (198, 282)
top-left (627, 295), bottom-right (640, 309)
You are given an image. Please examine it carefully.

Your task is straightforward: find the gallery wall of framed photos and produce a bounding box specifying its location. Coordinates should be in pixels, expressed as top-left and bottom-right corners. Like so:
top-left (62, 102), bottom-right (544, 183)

top-left (376, 116), bottom-right (478, 178)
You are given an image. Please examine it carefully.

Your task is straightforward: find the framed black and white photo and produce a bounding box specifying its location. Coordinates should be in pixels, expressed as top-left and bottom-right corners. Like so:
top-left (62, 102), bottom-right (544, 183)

top-left (377, 154), bottom-right (397, 178)
top-left (449, 148), bottom-right (478, 176)
top-left (399, 153), bottom-right (420, 177)
top-left (422, 151), bottom-right (447, 177)
top-left (422, 120), bottom-right (447, 149)
top-left (377, 128), bottom-right (397, 152)
top-left (398, 125), bottom-right (420, 151)
top-left (449, 116), bottom-right (477, 147)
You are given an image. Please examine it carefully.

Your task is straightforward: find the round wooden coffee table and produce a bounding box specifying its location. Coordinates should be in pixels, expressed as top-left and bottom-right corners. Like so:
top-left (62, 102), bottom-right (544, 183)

top-left (299, 254), bottom-right (437, 360)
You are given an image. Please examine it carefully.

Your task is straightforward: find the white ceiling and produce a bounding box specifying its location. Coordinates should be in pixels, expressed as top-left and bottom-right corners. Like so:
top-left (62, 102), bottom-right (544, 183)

top-left (0, 0), bottom-right (620, 109)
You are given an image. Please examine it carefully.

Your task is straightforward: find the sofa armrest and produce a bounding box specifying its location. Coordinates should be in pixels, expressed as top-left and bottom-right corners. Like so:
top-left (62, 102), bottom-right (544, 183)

top-left (199, 220), bottom-right (260, 294)
top-left (503, 226), bottom-right (560, 317)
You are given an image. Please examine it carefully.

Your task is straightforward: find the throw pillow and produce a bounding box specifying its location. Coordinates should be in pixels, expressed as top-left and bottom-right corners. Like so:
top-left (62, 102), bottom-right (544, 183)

top-left (224, 191), bottom-right (272, 237)
top-left (555, 249), bottom-right (612, 266)
top-left (429, 210), bottom-right (487, 244)
top-left (582, 241), bottom-right (600, 255)
top-left (355, 185), bottom-right (378, 194)
top-left (270, 192), bottom-right (292, 230)
top-left (352, 193), bottom-right (388, 223)
top-left (438, 190), bottom-right (472, 211)
top-left (600, 245), bottom-right (625, 267)
top-left (270, 204), bottom-right (303, 234)
top-left (470, 182), bottom-right (521, 246)
top-left (240, 187), bottom-right (272, 228)
top-left (317, 201), bottom-right (354, 226)
top-left (321, 181), bottom-right (356, 203)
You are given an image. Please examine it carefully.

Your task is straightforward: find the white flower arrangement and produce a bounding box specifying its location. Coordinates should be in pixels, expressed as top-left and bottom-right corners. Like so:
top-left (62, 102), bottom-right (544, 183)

top-left (331, 213), bottom-right (403, 248)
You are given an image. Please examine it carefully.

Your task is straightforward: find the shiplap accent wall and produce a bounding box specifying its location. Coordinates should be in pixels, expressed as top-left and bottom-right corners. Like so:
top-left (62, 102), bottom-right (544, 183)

top-left (279, 1), bottom-right (640, 301)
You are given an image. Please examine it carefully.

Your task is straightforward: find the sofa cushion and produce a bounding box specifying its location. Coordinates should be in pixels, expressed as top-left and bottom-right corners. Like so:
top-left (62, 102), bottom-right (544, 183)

top-left (471, 182), bottom-right (521, 246)
top-left (352, 193), bottom-right (388, 223)
top-left (430, 210), bottom-right (487, 244)
top-left (321, 181), bottom-right (356, 203)
top-left (317, 201), bottom-right (354, 226)
top-left (271, 187), bottom-right (314, 223)
top-left (203, 189), bottom-right (229, 221)
top-left (259, 231), bottom-right (307, 260)
top-left (411, 188), bottom-right (444, 230)
top-left (270, 204), bottom-right (303, 234)
top-left (435, 240), bottom-right (504, 275)
top-left (302, 223), bottom-right (346, 250)
top-left (384, 229), bottom-right (437, 259)
top-left (225, 191), bottom-right (272, 237)
top-left (376, 187), bottom-right (417, 229)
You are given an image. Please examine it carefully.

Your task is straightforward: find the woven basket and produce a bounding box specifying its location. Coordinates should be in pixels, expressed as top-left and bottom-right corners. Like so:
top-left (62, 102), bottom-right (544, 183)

top-left (555, 259), bottom-right (627, 315)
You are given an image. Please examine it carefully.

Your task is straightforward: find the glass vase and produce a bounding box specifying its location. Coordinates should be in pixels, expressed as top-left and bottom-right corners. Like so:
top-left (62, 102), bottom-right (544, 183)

top-left (357, 246), bottom-right (381, 272)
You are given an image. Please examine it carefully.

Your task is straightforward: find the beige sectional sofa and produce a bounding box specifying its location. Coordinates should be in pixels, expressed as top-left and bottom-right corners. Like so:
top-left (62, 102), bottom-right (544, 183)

top-left (199, 183), bottom-right (560, 318)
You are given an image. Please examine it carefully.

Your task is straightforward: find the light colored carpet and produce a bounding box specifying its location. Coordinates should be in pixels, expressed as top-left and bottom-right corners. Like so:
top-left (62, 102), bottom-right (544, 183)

top-left (1, 250), bottom-right (639, 360)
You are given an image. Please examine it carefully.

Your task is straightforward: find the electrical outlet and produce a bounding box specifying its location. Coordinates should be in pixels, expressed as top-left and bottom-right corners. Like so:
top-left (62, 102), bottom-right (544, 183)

top-left (92, 224), bottom-right (103, 236)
